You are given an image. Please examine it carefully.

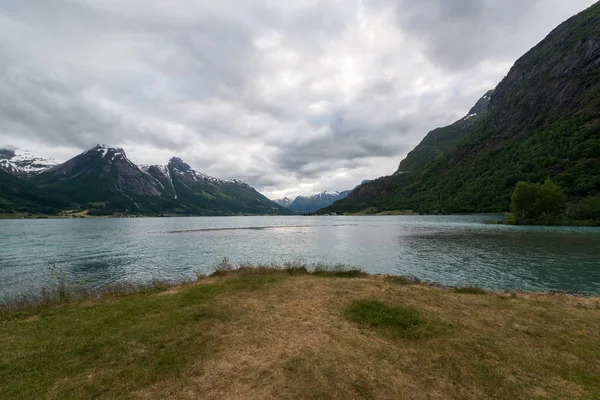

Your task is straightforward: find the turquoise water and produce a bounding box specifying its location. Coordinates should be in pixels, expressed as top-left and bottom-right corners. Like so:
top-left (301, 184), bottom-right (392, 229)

top-left (1, 215), bottom-right (599, 301)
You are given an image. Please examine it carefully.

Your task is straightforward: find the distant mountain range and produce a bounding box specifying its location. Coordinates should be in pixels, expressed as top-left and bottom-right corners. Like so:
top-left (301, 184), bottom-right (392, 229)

top-left (274, 191), bottom-right (352, 213)
top-left (321, 3), bottom-right (600, 215)
top-left (0, 149), bottom-right (57, 175)
top-left (1, 144), bottom-right (290, 216)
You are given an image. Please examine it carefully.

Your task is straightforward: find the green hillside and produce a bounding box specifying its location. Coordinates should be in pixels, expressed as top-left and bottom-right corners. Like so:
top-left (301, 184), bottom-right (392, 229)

top-left (0, 170), bottom-right (69, 214)
top-left (322, 3), bottom-right (600, 215)
top-left (396, 90), bottom-right (493, 174)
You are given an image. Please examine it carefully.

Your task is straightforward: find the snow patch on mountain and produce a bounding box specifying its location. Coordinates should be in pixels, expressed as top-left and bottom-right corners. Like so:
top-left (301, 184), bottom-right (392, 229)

top-left (0, 159), bottom-right (23, 174)
top-left (275, 190), bottom-right (352, 213)
top-left (0, 148), bottom-right (58, 174)
top-left (273, 197), bottom-right (294, 207)
top-left (141, 164), bottom-right (178, 199)
top-left (169, 157), bottom-right (233, 186)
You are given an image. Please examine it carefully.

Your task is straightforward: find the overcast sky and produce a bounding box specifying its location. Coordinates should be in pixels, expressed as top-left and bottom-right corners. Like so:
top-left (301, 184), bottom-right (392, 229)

top-left (0, 0), bottom-right (596, 198)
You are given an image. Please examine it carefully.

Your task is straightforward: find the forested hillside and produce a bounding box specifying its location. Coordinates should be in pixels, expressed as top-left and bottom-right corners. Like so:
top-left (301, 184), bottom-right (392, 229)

top-left (322, 3), bottom-right (600, 215)
top-left (0, 170), bottom-right (69, 214)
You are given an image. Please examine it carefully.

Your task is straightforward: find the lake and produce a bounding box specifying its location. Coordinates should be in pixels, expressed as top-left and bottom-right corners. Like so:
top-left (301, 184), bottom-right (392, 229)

top-left (1, 215), bottom-right (599, 302)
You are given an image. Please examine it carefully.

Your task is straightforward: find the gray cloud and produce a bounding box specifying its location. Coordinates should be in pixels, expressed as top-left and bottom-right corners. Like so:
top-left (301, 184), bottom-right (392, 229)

top-left (392, 0), bottom-right (595, 71)
top-left (0, 0), bottom-right (596, 198)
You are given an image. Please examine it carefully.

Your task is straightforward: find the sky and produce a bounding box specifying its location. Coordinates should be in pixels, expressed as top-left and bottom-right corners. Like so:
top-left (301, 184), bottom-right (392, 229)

top-left (0, 0), bottom-right (596, 199)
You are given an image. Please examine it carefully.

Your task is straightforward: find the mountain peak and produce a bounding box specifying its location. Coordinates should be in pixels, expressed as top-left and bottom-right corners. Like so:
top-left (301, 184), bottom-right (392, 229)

top-left (0, 148), bottom-right (58, 174)
top-left (87, 144), bottom-right (126, 159)
top-left (168, 157), bottom-right (192, 172)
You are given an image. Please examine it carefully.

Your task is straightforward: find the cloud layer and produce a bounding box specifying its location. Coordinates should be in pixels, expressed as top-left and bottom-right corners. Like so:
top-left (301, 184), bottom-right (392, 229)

top-left (0, 0), bottom-right (595, 198)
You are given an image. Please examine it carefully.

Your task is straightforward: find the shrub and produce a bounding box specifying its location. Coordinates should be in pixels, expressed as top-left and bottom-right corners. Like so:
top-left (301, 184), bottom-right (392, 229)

top-left (211, 257), bottom-right (236, 276)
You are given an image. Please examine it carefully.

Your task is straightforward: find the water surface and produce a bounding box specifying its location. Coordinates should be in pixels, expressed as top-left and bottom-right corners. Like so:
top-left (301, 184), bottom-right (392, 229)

top-left (1, 215), bottom-right (599, 301)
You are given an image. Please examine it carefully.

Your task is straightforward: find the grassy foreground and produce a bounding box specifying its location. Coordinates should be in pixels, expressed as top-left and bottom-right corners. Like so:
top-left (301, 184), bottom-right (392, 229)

top-left (1, 267), bottom-right (599, 399)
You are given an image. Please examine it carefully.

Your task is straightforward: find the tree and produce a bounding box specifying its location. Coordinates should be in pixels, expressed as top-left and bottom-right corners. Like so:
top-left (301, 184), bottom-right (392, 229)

top-left (510, 182), bottom-right (538, 220)
top-left (567, 195), bottom-right (600, 221)
top-left (534, 180), bottom-right (567, 219)
top-left (510, 180), bottom-right (566, 223)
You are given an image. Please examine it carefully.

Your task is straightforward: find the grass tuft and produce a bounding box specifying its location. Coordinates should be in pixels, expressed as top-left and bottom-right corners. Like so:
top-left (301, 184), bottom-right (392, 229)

top-left (209, 260), bottom-right (365, 278)
top-left (312, 264), bottom-right (366, 278)
top-left (211, 257), bottom-right (236, 276)
top-left (346, 300), bottom-right (436, 339)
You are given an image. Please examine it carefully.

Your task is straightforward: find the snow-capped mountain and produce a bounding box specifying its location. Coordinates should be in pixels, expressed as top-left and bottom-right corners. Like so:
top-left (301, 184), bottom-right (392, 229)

top-left (0, 148), bottom-right (58, 175)
top-left (141, 156), bottom-right (288, 215)
top-left (4, 144), bottom-right (290, 215)
top-left (276, 190), bottom-right (352, 213)
top-left (273, 197), bottom-right (294, 208)
top-left (32, 144), bottom-right (165, 209)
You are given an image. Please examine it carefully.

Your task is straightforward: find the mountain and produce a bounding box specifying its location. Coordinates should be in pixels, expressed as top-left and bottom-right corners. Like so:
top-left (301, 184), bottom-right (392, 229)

top-left (28, 145), bottom-right (290, 215)
top-left (0, 169), bottom-right (69, 214)
top-left (0, 149), bottom-right (58, 175)
top-left (31, 145), bottom-right (172, 214)
top-left (142, 158), bottom-right (291, 215)
top-left (321, 3), bottom-right (600, 215)
top-left (396, 90), bottom-right (493, 174)
top-left (277, 191), bottom-right (352, 213)
top-left (273, 197), bottom-right (294, 208)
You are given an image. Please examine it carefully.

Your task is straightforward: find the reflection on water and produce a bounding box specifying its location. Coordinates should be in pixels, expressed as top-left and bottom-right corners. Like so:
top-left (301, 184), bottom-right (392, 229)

top-left (1, 215), bottom-right (599, 301)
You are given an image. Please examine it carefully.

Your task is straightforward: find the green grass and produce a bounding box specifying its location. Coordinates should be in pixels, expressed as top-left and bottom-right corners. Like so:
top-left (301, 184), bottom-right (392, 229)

top-left (0, 275), bottom-right (280, 399)
top-left (312, 264), bottom-right (366, 278)
top-left (345, 300), bottom-right (437, 339)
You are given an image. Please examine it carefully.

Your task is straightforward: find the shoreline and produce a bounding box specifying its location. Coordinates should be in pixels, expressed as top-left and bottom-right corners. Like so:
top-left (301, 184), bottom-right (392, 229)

top-left (3, 266), bottom-right (597, 311)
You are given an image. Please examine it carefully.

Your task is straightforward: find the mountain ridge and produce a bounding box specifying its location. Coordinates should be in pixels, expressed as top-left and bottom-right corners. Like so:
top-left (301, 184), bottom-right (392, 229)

top-left (17, 144), bottom-right (290, 216)
top-left (396, 90), bottom-right (494, 174)
top-left (321, 3), bottom-right (600, 215)
top-left (0, 148), bottom-right (58, 176)
top-left (275, 190), bottom-right (352, 213)
top-left (143, 157), bottom-right (290, 215)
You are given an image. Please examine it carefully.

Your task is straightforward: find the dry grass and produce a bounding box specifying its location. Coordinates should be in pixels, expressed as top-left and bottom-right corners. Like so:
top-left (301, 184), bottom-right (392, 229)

top-left (1, 271), bottom-right (599, 399)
